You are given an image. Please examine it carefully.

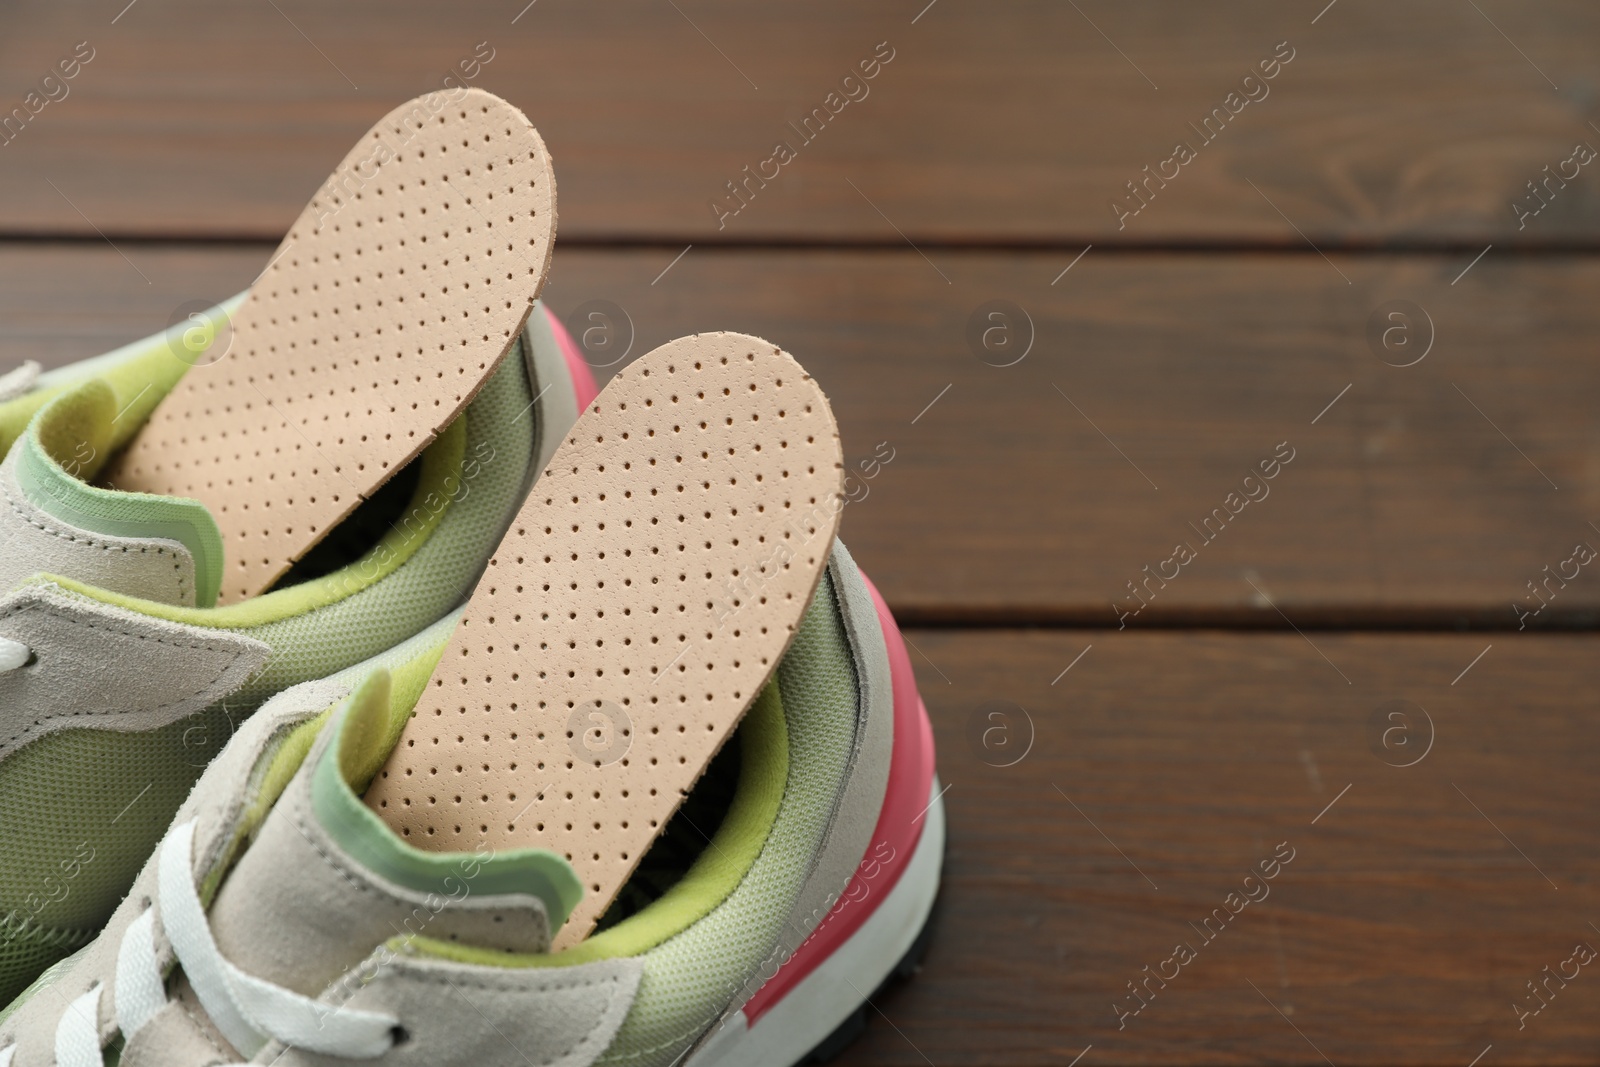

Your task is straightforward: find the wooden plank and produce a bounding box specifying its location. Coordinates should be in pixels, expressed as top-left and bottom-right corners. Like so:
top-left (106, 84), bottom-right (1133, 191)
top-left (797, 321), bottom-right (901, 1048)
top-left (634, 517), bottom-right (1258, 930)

top-left (11, 243), bottom-right (1600, 626)
top-left (833, 628), bottom-right (1600, 1065)
top-left (0, 244), bottom-right (264, 368)
top-left (0, 1), bottom-right (1596, 243)
top-left (544, 246), bottom-right (1600, 628)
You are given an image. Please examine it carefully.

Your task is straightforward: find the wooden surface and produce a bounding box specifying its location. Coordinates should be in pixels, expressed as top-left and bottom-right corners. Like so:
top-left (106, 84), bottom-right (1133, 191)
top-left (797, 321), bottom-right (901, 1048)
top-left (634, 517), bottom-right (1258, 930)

top-left (5, 2), bottom-right (1599, 1063)
top-left (0, 1), bottom-right (1599, 244)
top-left (879, 630), bottom-right (1600, 1066)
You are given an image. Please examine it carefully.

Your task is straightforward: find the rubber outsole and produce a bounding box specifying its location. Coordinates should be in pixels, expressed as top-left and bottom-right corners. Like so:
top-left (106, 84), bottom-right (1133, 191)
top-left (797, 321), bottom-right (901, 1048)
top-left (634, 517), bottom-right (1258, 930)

top-left (686, 778), bottom-right (945, 1067)
top-left (803, 871), bottom-right (943, 1063)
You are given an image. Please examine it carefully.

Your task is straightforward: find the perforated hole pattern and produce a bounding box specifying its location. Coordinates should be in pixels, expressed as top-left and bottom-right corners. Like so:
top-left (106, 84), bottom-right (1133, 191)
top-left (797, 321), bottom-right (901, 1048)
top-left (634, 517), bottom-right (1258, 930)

top-left (366, 333), bottom-right (845, 945)
top-left (107, 88), bottom-right (556, 604)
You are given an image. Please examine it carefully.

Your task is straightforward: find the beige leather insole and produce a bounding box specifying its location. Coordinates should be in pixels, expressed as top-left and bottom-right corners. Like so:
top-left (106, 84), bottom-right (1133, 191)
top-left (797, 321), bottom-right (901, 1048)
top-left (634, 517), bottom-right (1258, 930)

top-left (366, 333), bottom-right (845, 946)
top-left (106, 88), bottom-right (556, 604)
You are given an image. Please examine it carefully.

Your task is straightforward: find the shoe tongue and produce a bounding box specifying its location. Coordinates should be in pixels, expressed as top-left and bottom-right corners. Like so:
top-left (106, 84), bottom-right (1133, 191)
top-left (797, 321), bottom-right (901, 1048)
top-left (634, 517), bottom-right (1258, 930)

top-left (206, 671), bottom-right (585, 1000)
top-left (6, 380), bottom-right (225, 606)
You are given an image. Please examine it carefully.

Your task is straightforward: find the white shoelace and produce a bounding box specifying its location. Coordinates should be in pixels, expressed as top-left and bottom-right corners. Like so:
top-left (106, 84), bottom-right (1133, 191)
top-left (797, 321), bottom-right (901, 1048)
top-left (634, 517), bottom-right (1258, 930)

top-left (0, 820), bottom-right (400, 1066)
top-left (0, 639), bottom-right (29, 674)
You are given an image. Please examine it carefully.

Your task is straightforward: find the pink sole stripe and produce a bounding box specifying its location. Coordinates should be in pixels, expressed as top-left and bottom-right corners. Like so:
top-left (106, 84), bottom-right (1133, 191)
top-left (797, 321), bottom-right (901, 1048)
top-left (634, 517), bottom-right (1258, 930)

top-left (544, 305), bottom-right (600, 410)
top-left (741, 571), bottom-right (938, 1024)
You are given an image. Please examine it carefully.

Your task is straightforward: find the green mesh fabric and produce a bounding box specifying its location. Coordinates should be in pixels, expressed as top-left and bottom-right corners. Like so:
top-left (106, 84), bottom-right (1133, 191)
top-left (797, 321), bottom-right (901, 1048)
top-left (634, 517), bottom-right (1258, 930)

top-left (597, 572), bottom-right (861, 1067)
top-left (0, 922), bottom-right (95, 1005)
top-left (0, 348), bottom-right (539, 1004)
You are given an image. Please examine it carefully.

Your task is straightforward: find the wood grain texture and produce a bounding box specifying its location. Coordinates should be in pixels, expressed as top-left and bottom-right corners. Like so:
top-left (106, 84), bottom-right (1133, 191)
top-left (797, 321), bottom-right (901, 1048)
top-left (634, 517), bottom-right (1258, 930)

top-left (833, 628), bottom-right (1600, 1065)
top-left (11, 244), bottom-right (1600, 627)
top-left (4, 3), bottom-right (1599, 1062)
top-left (0, 244), bottom-right (264, 368)
top-left (545, 246), bottom-right (1600, 629)
top-left (0, 1), bottom-right (1597, 243)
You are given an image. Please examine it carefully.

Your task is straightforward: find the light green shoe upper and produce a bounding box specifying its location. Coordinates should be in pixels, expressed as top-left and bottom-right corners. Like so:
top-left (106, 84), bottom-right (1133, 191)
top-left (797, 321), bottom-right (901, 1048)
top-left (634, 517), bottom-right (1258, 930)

top-left (0, 546), bottom-right (882, 1067)
top-left (0, 304), bottom-right (565, 1005)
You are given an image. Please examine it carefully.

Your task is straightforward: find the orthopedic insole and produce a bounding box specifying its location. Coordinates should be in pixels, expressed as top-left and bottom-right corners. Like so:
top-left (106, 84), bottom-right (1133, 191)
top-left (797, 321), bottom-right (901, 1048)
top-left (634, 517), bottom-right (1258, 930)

top-left (105, 88), bottom-right (556, 604)
top-left (366, 333), bottom-right (845, 946)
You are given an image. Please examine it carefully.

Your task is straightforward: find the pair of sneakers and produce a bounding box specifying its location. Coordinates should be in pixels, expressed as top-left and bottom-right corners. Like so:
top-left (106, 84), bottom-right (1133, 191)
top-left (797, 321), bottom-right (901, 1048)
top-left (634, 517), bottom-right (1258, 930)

top-left (0, 90), bottom-right (941, 1066)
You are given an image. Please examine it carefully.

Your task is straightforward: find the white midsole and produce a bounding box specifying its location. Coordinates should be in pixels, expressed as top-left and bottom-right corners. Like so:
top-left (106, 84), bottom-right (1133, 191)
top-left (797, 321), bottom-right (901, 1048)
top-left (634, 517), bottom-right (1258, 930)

top-left (686, 778), bottom-right (946, 1067)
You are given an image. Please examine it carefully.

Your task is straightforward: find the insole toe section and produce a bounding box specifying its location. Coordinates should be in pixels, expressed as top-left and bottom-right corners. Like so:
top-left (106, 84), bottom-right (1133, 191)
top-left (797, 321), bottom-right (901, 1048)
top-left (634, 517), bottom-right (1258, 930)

top-left (107, 87), bottom-right (556, 603)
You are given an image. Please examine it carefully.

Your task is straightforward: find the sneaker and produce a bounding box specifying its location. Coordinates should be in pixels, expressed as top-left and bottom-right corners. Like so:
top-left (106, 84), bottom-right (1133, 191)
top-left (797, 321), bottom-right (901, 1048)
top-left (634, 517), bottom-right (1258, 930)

top-left (0, 334), bottom-right (942, 1067)
top-left (0, 89), bottom-right (593, 1004)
